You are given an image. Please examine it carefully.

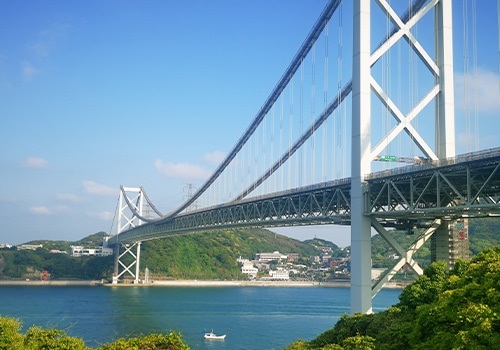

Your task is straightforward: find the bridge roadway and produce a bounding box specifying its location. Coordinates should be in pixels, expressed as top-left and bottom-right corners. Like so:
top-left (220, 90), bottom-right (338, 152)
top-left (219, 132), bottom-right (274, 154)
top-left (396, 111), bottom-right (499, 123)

top-left (110, 147), bottom-right (500, 244)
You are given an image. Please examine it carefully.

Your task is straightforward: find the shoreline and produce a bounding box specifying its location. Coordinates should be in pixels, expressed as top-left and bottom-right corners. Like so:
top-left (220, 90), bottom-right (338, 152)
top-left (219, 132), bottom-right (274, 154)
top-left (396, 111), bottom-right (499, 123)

top-left (0, 280), bottom-right (103, 286)
top-left (0, 279), bottom-right (408, 289)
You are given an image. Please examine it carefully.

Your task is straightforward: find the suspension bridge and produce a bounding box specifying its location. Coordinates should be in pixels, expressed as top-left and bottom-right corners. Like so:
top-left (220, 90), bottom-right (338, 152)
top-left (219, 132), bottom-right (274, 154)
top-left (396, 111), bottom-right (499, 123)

top-left (106, 0), bottom-right (500, 314)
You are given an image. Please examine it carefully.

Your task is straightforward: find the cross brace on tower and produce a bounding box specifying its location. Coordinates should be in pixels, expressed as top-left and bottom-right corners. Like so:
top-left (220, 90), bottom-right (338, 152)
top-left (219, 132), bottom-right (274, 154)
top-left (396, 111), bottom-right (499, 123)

top-left (351, 0), bottom-right (456, 313)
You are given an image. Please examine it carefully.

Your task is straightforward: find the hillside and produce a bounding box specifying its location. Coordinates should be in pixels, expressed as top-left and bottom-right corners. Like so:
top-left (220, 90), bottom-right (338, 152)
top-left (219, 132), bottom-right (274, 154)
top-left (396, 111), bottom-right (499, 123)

top-left (0, 228), bottom-right (343, 281)
top-left (2, 217), bottom-right (498, 281)
top-left (140, 228), bottom-right (344, 280)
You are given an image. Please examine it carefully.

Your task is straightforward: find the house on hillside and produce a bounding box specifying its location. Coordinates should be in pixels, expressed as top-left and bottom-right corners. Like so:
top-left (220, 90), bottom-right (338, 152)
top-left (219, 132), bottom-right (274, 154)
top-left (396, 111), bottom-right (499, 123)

top-left (240, 261), bottom-right (258, 279)
top-left (255, 251), bottom-right (287, 262)
top-left (70, 245), bottom-right (113, 257)
top-left (269, 267), bottom-right (289, 280)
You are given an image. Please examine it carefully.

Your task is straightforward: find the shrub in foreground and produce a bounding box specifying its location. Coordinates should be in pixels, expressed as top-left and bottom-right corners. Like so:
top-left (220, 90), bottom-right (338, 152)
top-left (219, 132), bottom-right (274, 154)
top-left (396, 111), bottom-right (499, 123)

top-left (286, 246), bottom-right (500, 349)
top-left (0, 316), bottom-right (189, 350)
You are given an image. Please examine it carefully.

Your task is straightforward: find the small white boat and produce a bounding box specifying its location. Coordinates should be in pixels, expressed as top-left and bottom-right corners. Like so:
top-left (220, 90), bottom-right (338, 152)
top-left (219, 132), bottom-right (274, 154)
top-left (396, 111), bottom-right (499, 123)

top-left (204, 330), bottom-right (226, 340)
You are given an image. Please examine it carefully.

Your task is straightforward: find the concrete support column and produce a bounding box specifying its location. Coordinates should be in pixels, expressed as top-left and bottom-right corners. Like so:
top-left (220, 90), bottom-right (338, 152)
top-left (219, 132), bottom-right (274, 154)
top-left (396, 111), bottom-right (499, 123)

top-left (435, 0), bottom-right (455, 158)
top-left (351, 0), bottom-right (372, 314)
top-left (431, 218), bottom-right (469, 269)
top-left (112, 244), bottom-right (120, 285)
top-left (134, 241), bottom-right (142, 284)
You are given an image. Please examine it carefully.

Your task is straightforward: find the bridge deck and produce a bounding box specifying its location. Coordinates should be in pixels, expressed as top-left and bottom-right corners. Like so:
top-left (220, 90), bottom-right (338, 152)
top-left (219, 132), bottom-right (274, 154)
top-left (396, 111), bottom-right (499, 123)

top-left (110, 147), bottom-right (500, 244)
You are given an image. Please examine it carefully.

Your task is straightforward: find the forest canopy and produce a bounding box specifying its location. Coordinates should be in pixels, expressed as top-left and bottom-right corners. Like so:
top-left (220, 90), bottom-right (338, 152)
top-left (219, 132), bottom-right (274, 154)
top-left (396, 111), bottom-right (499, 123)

top-left (286, 245), bottom-right (500, 349)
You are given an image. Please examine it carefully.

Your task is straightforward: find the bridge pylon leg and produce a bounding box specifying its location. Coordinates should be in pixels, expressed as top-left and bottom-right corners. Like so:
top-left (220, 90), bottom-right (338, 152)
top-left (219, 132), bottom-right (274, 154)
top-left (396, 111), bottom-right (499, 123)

top-left (111, 241), bottom-right (142, 284)
top-left (431, 218), bottom-right (469, 269)
top-left (351, 0), bottom-right (455, 314)
top-left (371, 219), bottom-right (441, 296)
top-left (112, 244), bottom-right (120, 284)
top-left (351, 0), bottom-right (373, 314)
top-left (111, 186), bottom-right (151, 284)
top-left (134, 241), bottom-right (141, 284)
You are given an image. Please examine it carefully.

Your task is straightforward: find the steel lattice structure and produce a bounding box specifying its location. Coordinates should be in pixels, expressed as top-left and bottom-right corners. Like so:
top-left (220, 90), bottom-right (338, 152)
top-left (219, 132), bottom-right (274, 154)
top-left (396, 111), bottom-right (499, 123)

top-left (368, 148), bottom-right (500, 222)
top-left (110, 147), bottom-right (500, 244)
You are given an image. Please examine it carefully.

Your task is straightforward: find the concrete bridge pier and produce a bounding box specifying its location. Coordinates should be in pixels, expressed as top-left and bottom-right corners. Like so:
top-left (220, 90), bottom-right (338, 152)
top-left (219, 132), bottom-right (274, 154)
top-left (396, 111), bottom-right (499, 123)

top-left (432, 218), bottom-right (469, 269)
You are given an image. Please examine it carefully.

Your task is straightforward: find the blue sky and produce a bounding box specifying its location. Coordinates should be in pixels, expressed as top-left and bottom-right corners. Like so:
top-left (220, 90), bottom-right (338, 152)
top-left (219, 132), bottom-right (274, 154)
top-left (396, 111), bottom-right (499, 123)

top-left (1, 1), bottom-right (499, 247)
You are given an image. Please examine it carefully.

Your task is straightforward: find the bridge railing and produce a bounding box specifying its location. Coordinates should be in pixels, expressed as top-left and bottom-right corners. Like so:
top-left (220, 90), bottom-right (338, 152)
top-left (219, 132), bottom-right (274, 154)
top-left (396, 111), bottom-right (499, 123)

top-left (366, 146), bottom-right (500, 181)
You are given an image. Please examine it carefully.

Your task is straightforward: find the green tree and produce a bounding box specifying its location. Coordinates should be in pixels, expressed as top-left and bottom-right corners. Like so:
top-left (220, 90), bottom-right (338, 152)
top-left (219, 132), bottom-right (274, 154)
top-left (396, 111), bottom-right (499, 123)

top-left (397, 261), bottom-right (447, 310)
top-left (0, 316), bottom-right (24, 350)
top-left (0, 316), bottom-right (190, 350)
top-left (407, 248), bottom-right (500, 349)
top-left (23, 326), bottom-right (88, 350)
top-left (98, 332), bottom-right (189, 350)
top-left (341, 335), bottom-right (375, 350)
top-left (287, 245), bottom-right (500, 350)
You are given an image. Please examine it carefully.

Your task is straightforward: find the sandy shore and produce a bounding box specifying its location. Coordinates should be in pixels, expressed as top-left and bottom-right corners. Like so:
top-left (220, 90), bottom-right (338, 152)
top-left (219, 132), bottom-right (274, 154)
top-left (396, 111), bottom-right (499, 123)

top-left (0, 279), bottom-right (407, 289)
top-left (0, 280), bottom-right (103, 286)
top-left (146, 280), bottom-right (406, 288)
top-left (149, 280), bottom-right (343, 287)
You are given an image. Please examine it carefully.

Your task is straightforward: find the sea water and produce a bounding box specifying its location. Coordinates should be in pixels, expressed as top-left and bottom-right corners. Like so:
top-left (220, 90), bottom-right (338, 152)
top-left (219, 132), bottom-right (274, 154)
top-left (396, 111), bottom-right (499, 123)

top-left (0, 285), bottom-right (400, 349)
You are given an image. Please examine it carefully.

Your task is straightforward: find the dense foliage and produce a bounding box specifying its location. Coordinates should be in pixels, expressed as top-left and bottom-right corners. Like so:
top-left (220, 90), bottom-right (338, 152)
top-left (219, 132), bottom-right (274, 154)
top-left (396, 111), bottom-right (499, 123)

top-left (0, 249), bottom-right (113, 280)
top-left (0, 316), bottom-right (189, 349)
top-left (24, 231), bottom-right (110, 254)
top-left (0, 229), bottom-right (344, 281)
top-left (2, 217), bottom-right (498, 281)
top-left (139, 228), bottom-right (341, 280)
top-left (285, 245), bottom-right (500, 349)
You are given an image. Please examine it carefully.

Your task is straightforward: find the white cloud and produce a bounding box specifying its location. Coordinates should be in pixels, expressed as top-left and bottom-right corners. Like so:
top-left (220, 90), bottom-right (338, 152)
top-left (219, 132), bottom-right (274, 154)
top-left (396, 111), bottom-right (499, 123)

top-left (29, 205), bottom-right (71, 215)
top-left (83, 180), bottom-right (118, 196)
top-left (87, 211), bottom-right (114, 221)
top-left (22, 157), bottom-right (48, 168)
top-left (30, 23), bottom-right (70, 58)
top-left (455, 69), bottom-right (500, 113)
top-left (22, 61), bottom-right (37, 81)
top-left (155, 159), bottom-right (212, 179)
top-left (56, 193), bottom-right (81, 203)
top-left (203, 151), bottom-right (226, 165)
top-left (29, 206), bottom-right (51, 215)
top-left (54, 205), bottom-right (72, 213)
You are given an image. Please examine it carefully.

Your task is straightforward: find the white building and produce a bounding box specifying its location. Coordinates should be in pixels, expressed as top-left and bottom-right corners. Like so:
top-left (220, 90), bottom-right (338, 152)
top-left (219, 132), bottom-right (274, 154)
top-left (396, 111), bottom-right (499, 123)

top-left (269, 267), bottom-right (290, 280)
top-left (71, 246), bottom-right (113, 257)
top-left (240, 261), bottom-right (258, 279)
top-left (255, 251), bottom-right (287, 262)
top-left (17, 244), bottom-right (43, 250)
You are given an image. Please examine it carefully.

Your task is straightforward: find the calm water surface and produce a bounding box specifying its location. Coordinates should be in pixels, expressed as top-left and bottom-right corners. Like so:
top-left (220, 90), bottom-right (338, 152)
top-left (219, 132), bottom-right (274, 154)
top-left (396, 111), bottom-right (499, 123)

top-left (0, 285), bottom-right (400, 349)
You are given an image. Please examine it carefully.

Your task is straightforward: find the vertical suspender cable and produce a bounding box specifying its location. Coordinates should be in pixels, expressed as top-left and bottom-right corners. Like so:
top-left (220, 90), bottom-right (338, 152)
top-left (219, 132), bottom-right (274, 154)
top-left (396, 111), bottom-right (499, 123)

top-left (311, 43), bottom-right (316, 184)
top-left (397, 4), bottom-right (402, 161)
top-left (337, 3), bottom-right (343, 178)
top-left (413, 2), bottom-right (419, 157)
top-left (280, 94), bottom-right (284, 191)
top-left (472, 0), bottom-right (479, 151)
top-left (255, 118), bottom-right (259, 195)
top-left (247, 133), bottom-right (250, 193)
top-left (323, 21), bottom-right (329, 182)
top-left (382, 2), bottom-right (390, 166)
top-left (409, 0), bottom-right (416, 156)
top-left (463, 0), bottom-right (470, 153)
top-left (496, 0), bottom-right (500, 127)
top-left (271, 106), bottom-right (275, 193)
top-left (262, 114), bottom-right (266, 196)
top-left (299, 59), bottom-right (304, 186)
top-left (289, 80), bottom-right (294, 189)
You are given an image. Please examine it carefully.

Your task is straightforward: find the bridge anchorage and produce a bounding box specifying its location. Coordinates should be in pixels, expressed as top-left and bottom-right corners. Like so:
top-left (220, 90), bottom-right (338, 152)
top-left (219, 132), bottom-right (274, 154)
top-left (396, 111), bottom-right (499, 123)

top-left (107, 0), bottom-right (500, 315)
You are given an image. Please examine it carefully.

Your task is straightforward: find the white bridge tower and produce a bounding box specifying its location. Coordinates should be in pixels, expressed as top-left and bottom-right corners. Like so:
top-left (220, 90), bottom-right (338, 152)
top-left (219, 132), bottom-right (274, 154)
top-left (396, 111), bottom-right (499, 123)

top-left (351, 0), bottom-right (455, 313)
top-left (111, 186), bottom-right (147, 284)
